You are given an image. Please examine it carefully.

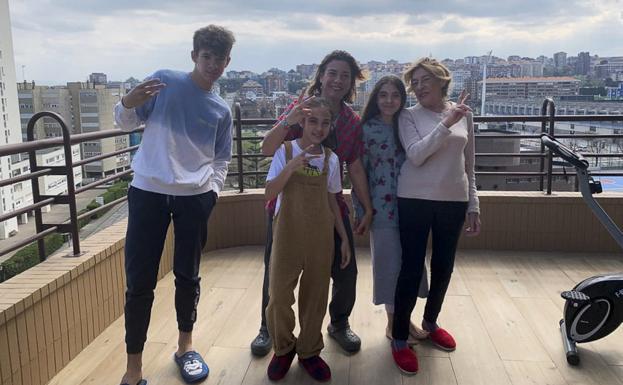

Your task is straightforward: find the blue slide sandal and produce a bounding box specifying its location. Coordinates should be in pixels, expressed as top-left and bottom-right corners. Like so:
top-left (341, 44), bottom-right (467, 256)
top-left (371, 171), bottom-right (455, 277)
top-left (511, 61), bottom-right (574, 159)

top-left (174, 351), bottom-right (209, 383)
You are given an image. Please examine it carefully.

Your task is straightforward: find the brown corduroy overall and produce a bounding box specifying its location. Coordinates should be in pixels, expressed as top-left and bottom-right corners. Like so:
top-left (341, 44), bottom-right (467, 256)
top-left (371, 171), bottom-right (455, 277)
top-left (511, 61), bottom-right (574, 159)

top-left (266, 141), bottom-right (335, 359)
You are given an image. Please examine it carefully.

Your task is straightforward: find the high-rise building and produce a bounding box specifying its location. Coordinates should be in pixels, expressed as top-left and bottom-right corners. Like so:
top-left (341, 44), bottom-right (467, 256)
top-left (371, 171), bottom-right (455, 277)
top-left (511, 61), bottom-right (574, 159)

top-left (17, 82), bottom-right (76, 139)
top-left (17, 82), bottom-right (83, 197)
top-left (554, 52), bottom-right (567, 69)
top-left (450, 69), bottom-right (472, 97)
top-left (89, 72), bottom-right (107, 85)
top-left (0, 0), bottom-right (31, 238)
top-left (537, 55), bottom-right (553, 66)
top-left (519, 62), bottom-right (544, 77)
top-left (464, 56), bottom-right (479, 65)
top-left (576, 52), bottom-right (591, 75)
top-left (67, 82), bottom-right (130, 180)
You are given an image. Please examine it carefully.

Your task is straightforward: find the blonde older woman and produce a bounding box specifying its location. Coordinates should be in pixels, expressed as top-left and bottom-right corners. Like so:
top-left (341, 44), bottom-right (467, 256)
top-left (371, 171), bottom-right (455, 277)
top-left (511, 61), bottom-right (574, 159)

top-left (390, 58), bottom-right (481, 375)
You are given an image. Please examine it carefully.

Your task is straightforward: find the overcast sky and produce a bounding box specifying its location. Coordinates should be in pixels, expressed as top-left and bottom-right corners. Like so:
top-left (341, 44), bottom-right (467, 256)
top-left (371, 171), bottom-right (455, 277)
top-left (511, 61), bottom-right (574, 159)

top-left (7, 0), bottom-right (623, 85)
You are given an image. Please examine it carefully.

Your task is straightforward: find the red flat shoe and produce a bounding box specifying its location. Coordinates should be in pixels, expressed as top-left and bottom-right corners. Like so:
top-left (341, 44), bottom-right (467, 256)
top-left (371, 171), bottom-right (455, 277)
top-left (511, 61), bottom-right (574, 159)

top-left (391, 346), bottom-right (418, 375)
top-left (267, 348), bottom-right (296, 381)
top-left (428, 327), bottom-right (456, 351)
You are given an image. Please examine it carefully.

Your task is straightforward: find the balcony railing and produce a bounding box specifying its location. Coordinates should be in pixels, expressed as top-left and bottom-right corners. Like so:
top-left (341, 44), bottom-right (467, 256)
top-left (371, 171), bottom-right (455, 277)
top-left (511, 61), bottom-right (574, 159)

top-left (0, 112), bottom-right (141, 265)
top-left (231, 98), bottom-right (623, 194)
top-left (1, 98), bottom-right (623, 266)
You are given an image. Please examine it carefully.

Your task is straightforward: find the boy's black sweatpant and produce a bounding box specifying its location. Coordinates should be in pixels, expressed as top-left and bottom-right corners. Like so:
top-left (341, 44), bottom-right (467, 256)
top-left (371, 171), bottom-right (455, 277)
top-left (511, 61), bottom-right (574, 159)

top-left (124, 186), bottom-right (217, 354)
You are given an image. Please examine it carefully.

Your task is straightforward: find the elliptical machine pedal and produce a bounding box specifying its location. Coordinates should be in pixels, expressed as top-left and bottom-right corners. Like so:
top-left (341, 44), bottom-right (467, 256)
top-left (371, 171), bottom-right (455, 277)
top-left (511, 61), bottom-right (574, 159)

top-left (560, 290), bottom-right (590, 303)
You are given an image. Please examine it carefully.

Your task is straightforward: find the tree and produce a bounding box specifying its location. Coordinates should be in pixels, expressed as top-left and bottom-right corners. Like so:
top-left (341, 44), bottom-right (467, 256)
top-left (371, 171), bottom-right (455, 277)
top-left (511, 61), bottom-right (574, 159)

top-left (241, 128), bottom-right (271, 188)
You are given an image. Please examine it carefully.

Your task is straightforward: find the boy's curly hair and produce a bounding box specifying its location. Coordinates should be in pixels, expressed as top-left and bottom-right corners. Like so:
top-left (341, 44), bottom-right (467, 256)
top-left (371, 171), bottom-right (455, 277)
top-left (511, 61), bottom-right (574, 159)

top-left (193, 25), bottom-right (235, 57)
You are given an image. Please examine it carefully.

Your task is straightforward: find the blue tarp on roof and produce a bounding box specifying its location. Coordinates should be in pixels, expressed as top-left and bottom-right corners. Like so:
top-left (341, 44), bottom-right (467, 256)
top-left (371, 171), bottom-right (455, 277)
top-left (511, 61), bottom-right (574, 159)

top-left (595, 176), bottom-right (623, 192)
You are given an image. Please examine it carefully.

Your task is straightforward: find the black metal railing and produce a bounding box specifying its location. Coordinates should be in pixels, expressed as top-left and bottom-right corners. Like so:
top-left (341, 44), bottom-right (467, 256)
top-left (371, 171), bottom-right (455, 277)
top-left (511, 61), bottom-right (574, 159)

top-left (0, 113), bottom-right (141, 263)
top-left (232, 99), bottom-right (623, 194)
top-left (1, 98), bottom-right (623, 265)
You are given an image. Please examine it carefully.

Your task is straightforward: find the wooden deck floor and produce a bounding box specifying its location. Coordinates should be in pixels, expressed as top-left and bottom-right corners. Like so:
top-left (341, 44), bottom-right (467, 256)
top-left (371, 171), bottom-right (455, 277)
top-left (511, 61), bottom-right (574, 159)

top-left (48, 246), bottom-right (623, 385)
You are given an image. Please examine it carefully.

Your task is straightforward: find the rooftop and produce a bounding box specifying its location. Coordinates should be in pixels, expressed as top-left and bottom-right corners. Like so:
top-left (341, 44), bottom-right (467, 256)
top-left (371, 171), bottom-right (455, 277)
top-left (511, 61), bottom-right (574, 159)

top-left (2, 104), bottom-right (623, 385)
top-left (1, 190), bottom-right (623, 385)
top-left (47, 241), bottom-right (623, 385)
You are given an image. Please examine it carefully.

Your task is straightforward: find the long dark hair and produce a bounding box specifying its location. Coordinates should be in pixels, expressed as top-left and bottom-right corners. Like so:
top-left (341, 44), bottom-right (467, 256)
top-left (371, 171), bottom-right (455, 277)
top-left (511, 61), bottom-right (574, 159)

top-left (360, 75), bottom-right (407, 151)
top-left (307, 50), bottom-right (365, 104)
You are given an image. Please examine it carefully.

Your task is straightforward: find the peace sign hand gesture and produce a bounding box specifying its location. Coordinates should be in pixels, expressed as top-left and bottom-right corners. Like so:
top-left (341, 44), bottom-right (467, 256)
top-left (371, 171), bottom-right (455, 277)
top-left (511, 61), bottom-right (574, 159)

top-left (282, 89), bottom-right (315, 129)
top-left (121, 78), bottom-right (166, 109)
top-left (442, 90), bottom-right (472, 129)
top-left (285, 145), bottom-right (322, 174)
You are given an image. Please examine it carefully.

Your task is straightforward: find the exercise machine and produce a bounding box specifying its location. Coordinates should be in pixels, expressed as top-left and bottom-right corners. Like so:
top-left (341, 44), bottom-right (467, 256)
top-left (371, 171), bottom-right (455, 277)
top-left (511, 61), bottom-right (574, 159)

top-left (541, 133), bottom-right (623, 366)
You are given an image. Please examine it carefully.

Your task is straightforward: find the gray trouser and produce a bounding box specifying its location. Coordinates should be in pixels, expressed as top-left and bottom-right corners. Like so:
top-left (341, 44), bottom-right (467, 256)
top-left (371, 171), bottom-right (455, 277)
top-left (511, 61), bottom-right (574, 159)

top-left (370, 227), bottom-right (428, 308)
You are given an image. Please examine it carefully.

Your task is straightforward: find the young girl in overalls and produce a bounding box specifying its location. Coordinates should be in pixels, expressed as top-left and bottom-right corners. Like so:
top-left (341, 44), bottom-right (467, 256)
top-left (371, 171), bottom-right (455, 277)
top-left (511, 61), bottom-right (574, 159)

top-left (264, 97), bottom-right (351, 382)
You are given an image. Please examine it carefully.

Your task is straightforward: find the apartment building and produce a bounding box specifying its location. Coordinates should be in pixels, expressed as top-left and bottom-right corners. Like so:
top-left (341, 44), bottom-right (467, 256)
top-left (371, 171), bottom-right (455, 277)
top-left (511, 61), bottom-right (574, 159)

top-left (0, 0), bottom-right (30, 238)
top-left (17, 82), bottom-right (75, 137)
top-left (478, 77), bottom-right (580, 100)
top-left (67, 82), bottom-right (130, 180)
top-left (594, 57), bottom-right (623, 79)
top-left (17, 82), bottom-right (84, 198)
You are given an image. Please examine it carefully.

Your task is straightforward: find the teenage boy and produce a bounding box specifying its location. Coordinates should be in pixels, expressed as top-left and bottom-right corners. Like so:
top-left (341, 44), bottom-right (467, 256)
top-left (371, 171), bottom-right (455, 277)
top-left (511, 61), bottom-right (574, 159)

top-left (114, 25), bottom-right (235, 385)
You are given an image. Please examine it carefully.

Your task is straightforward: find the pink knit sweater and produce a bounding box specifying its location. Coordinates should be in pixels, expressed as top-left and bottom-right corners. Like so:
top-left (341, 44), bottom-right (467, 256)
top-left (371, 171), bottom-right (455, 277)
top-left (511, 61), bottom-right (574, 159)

top-left (397, 103), bottom-right (479, 213)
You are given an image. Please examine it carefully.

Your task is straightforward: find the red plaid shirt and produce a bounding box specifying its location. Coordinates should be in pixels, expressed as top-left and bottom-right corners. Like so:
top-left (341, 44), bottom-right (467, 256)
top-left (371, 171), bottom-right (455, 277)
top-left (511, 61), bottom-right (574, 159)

top-left (266, 100), bottom-right (363, 218)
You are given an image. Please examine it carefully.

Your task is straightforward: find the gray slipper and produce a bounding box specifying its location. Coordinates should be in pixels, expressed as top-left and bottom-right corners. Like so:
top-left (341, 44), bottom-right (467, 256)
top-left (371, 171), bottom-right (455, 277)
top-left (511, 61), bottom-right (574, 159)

top-left (120, 380), bottom-right (146, 385)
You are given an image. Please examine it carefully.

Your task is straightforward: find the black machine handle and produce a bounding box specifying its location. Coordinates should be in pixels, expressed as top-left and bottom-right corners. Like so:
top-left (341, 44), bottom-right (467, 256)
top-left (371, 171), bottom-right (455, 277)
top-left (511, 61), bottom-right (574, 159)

top-left (540, 134), bottom-right (589, 170)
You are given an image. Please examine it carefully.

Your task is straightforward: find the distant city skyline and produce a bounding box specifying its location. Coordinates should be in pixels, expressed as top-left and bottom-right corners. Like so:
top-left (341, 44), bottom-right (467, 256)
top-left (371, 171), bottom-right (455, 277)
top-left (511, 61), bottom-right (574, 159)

top-left (8, 0), bottom-right (623, 85)
top-left (17, 52), bottom-right (623, 86)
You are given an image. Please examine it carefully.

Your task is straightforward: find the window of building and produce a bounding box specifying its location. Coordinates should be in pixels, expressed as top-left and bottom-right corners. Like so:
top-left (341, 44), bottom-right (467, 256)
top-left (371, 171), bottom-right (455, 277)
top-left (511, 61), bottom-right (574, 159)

top-left (81, 116), bottom-right (99, 124)
top-left (81, 106), bottom-right (99, 114)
